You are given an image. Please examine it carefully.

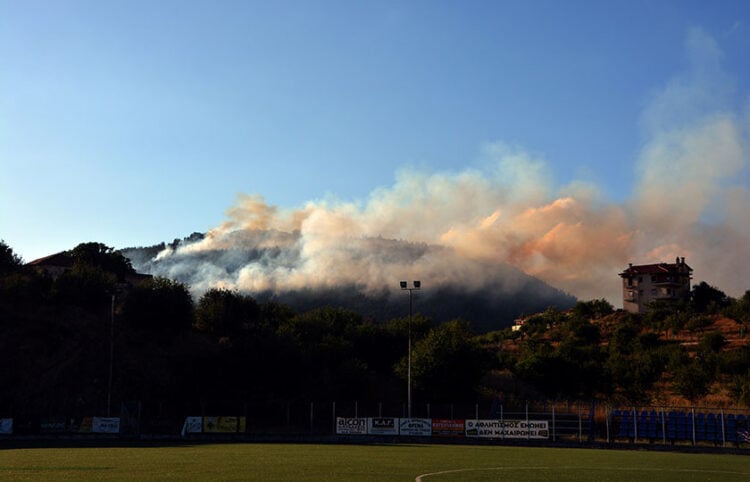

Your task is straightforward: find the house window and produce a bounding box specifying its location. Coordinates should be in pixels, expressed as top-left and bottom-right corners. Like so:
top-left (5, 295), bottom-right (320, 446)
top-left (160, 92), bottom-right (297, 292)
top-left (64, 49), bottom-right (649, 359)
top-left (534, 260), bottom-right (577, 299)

top-left (651, 276), bottom-right (656, 282)
top-left (651, 289), bottom-right (657, 296)
top-left (638, 276), bottom-right (643, 283)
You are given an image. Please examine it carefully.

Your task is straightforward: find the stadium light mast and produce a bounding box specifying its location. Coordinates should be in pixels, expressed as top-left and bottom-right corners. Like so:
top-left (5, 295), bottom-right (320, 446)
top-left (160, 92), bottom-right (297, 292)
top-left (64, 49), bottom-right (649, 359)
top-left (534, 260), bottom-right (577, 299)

top-left (400, 280), bottom-right (421, 418)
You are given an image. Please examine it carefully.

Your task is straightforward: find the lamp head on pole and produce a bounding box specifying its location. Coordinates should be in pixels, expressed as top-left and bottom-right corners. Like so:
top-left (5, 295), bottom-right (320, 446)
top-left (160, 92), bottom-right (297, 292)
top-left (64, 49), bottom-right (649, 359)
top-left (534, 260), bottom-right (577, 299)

top-left (400, 280), bottom-right (421, 290)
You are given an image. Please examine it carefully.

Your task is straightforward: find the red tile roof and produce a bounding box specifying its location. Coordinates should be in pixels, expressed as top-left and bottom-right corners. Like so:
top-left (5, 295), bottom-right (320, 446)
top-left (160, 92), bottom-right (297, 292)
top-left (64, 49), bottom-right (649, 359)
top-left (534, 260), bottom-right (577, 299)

top-left (619, 261), bottom-right (692, 277)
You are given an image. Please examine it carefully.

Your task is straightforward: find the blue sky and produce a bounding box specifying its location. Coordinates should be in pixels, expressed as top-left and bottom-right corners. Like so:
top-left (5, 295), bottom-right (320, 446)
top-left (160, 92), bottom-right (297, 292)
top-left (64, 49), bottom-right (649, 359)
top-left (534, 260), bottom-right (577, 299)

top-left (2, 0), bottom-right (750, 272)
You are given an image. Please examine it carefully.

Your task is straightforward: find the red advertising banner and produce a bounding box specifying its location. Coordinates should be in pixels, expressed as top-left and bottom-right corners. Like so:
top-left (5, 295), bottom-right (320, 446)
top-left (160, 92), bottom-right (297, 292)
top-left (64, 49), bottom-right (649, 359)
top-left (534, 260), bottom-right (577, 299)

top-left (432, 419), bottom-right (465, 437)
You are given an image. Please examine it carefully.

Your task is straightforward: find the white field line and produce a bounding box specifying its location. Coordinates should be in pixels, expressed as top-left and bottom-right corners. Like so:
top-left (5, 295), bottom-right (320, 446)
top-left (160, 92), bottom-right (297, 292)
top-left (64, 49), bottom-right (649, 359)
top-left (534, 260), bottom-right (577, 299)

top-left (415, 466), bottom-right (750, 481)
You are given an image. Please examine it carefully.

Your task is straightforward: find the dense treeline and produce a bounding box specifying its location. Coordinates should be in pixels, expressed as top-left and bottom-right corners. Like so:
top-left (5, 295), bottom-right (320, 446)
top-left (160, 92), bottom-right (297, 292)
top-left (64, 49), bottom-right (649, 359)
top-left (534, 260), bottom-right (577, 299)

top-left (1, 240), bottom-right (749, 420)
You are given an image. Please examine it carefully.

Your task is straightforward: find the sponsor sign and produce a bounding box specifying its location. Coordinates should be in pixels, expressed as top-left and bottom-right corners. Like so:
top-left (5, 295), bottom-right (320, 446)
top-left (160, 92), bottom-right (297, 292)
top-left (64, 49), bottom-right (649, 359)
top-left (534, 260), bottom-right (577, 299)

top-left (203, 416), bottom-right (246, 433)
top-left (92, 417), bottom-right (120, 434)
top-left (78, 417), bottom-right (93, 433)
top-left (368, 417), bottom-right (399, 435)
top-left (181, 416), bottom-right (203, 436)
top-left (40, 418), bottom-right (67, 433)
top-left (465, 419), bottom-right (549, 439)
top-left (0, 418), bottom-right (12, 435)
top-left (399, 418), bottom-right (432, 436)
top-left (432, 419), bottom-right (465, 437)
top-left (336, 417), bottom-right (367, 435)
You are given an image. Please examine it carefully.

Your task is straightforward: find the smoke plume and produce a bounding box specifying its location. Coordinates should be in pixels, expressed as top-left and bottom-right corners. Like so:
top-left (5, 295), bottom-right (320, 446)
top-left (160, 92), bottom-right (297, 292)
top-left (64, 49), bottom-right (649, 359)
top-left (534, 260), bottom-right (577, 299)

top-left (139, 29), bottom-right (750, 306)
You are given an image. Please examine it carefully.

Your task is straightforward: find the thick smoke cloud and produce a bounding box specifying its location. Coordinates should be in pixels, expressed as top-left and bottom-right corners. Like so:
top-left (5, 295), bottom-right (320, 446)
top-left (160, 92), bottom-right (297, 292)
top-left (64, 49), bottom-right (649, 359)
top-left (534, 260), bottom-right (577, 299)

top-left (143, 29), bottom-right (750, 305)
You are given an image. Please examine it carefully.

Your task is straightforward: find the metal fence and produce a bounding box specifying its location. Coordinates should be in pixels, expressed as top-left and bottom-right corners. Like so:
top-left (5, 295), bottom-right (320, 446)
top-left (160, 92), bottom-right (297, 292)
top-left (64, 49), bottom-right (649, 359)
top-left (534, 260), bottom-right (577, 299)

top-left (2, 400), bottom-right (749, 450)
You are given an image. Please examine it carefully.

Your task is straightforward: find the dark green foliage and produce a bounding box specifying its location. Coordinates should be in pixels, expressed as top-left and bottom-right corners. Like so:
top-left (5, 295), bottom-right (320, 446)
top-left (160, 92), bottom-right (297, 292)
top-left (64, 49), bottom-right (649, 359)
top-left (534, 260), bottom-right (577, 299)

top-left (722, 290), bottom-right (750, 324)
top-left (401, 319), bottom-right (490, 402)
top-left (195, 288), bottom-right (260, 336)
top-left (122, 277), bottom-right (194, 336)
top-left (70, 242), bottom-right (135, 279)
top-left (0, 240), bottom-right (23, 274)
top-left (691, 281), bottom-right (729, 313)
top-left (606, 320), bottom-right (675, 403)
top-left (572, 298), bottom-right (614, 319)
top-left (671, 358), bottom-right (712, 402)
top-left (53, 263), bottom-right (118, 307)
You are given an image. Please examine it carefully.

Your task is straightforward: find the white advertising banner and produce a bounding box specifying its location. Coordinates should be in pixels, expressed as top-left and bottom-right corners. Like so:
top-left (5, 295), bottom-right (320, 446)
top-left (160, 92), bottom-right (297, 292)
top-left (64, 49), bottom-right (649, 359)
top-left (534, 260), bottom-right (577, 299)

top-left (368, 417), bottom-right (399, 435)
top-left (0, 418), bottom-right (12, 434)
top-left (336, 417), bottom-right (367, 435)
top-left (92, 417), bottom-right (120, 434)
top-left (181, 416), bottom-right (203, 436)
top-left (399, 418), bottom-right (432, 436)
top-left (465, 419), bottom-right (549, 439)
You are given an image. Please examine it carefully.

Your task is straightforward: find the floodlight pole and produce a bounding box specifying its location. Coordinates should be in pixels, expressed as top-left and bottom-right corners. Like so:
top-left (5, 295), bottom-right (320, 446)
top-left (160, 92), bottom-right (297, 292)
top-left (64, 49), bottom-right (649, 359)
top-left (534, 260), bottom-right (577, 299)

top-left (107, 293), bottom-right (115, 417)
top-left (400, 280), bottom-right (421, 418)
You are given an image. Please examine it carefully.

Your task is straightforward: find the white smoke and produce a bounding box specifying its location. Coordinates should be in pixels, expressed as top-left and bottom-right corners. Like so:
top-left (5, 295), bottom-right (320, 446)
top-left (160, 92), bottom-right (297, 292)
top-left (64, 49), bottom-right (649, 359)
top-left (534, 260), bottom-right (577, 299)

top-left (145, 28), bottom-right (750, 305)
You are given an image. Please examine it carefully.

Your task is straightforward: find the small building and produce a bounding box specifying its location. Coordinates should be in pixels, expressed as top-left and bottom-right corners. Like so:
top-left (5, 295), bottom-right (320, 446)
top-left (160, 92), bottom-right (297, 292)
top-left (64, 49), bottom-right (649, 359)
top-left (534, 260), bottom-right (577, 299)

top-left (27, 251), bottom-right (152, 287)
top-left (619, 257), bottom-right (692, 313)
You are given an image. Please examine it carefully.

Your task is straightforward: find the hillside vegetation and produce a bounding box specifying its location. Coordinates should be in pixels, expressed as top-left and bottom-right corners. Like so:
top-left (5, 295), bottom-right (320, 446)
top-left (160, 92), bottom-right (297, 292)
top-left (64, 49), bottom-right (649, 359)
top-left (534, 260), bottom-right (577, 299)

top-left (1, 240), bottom-right (749, 423)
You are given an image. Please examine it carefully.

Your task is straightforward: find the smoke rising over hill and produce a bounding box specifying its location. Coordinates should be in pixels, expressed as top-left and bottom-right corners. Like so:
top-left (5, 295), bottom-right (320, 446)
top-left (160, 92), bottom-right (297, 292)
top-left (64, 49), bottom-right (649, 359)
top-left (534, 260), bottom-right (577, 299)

top-left (129, 29), bottom-right (749, 311)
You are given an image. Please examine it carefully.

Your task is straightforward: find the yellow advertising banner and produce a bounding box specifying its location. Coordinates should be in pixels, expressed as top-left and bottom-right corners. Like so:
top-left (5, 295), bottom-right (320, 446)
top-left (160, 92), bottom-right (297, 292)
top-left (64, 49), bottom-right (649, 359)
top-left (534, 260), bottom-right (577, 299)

top-left (202, 416), bottom-right (246, 433)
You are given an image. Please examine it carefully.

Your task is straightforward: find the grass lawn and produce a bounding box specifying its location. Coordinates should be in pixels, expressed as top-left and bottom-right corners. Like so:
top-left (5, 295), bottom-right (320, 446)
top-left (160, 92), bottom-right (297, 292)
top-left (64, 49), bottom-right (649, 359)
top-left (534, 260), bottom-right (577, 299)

top-left (0, 443), bottom-right (748, 481)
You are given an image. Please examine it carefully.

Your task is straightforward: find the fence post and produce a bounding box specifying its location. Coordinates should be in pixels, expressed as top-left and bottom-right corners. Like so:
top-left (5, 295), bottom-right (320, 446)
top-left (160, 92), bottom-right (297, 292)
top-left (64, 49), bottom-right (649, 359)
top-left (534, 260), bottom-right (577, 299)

top-left (632, 407), bottom-right (637, 443)
top-left (378, 402), bottom-right (382, 417)
top-left (578, 403), bottom-right (582, 443)
top-left (355, 401), bottom-right (358, 419)
top-left (526, 401), bottom-right (530, 441)
top-left (500, 404), bottom-right (504, 440)
top-left (605, 405), bottom-right (609, 444)
top-left (310, 402), bottom-right (314, 433)
top-left (552, 406), bottom-right (556, 442)
top-left (427, 403), bottom-right (430, 418)
top-left (332, 402), bottom-right (336, 435)
top-left (475, 403), bottom-right (479, 420)
top-left (691, 407), bottom-right (696, 446)
top-left (661, 408), bottom-right (666, 445)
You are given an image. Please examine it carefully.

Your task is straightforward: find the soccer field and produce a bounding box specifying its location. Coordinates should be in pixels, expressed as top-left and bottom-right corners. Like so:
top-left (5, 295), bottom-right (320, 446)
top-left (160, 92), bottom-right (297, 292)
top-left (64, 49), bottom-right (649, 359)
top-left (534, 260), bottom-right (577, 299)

top-left (0, 443), bottom-right (748, 481)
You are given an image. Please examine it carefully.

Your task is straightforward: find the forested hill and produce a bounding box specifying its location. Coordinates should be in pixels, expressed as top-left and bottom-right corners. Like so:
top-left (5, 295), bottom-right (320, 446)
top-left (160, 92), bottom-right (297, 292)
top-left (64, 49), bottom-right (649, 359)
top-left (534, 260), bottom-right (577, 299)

top-left (1, 240), bottom-right (749, 422)
top-left (121, 235), bottom-right (577, 333)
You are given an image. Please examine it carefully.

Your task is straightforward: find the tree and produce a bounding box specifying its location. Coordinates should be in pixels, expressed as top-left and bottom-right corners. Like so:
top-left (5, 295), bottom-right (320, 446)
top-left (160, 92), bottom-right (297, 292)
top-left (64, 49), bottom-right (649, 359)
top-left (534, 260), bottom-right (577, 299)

top-left (691, 281), bottom-right (729, 313)
top-left (0, 240), bottom-right (23, 274)
top-left (195, 288), bottom-right (260, 336)
top-left (70, 242), bottom-right (135, 279)
top-left (53, 263), bottom-right (118, 307)
top-left (122, 277), bottom-right (194, 336)
top-left (604, 321), bottom-right (669, 403)
top-left (572, 299), bottom-right (614, 320)
top-left (671, 359), bottom-right (712, 402)
top-left (404, 319), bottom-right (490, 402)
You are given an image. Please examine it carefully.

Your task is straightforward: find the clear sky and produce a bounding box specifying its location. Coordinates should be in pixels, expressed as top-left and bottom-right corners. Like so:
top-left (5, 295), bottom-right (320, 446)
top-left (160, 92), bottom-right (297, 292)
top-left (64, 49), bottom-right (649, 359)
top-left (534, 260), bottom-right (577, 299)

top-left (2, 1), bottom-right (750, 299)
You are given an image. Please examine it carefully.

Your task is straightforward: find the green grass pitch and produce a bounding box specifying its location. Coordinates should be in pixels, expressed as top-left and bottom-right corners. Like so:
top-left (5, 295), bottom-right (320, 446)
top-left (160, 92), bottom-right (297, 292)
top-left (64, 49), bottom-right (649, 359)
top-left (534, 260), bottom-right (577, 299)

top-left (0, 443), bottom-right (748, 481)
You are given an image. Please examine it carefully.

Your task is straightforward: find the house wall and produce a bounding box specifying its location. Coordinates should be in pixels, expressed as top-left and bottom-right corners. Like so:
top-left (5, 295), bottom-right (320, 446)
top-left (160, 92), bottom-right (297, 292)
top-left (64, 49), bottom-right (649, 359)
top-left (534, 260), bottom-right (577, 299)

top-left (621, 264), bottom-right (692, 313)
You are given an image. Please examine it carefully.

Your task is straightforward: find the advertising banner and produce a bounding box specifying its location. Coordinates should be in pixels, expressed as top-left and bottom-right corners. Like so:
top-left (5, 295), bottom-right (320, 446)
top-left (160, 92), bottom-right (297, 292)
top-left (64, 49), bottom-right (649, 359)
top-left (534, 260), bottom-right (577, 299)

top-left (78, 417), bottom-right (93, 433)
top-left (336, 417), bottom-right (367, 435)
top-left (203, 416), bottom-right (246, 433)
top-left (181, 416), bottom-right (203, 436)
top-left (92, 417), bottom-right (120, 434)
top-left (399, 418), bottom-right (432, 436)
top-left (432, 419), bottom-right (465, 437)
top-left (0, 418), bottom-right (12, 434)
top-left (40, 418), bottom-right (66, 433)
top-left (465, 419), bottom-right (549, 439)
top-left (368, 417), bottom-right (399, 435)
